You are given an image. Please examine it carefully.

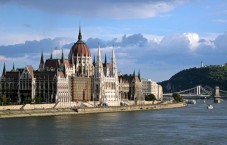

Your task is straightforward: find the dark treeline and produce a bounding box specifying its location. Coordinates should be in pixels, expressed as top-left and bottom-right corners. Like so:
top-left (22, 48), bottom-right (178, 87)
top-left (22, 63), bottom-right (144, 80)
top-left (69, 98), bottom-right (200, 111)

top-left (159, 65), bottom-right (227, 93)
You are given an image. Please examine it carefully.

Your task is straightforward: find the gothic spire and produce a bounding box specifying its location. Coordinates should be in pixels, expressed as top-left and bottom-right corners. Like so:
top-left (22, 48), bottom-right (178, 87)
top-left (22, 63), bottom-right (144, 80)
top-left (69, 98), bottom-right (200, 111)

top-left (12, 63), bottom-right (15, 71)
top-left (40, 50), bottom-right (44, 65)
top-left (61, 48), bottom-right (64, 63)
top-left (111, 48), bottom-right (117, 77)
top-left (138, 69), bottom-right (140, 80)
top-left (2, 63), bottom-right (6, 76)
top-left (78, 25), bottom-right (82, 40)
top-left (39, 50), bottom-right (45, 70)
top-left (98, 43), bottom-right (101, 59)
top-left (93, 54), bottom-right (96, 64)
top-left (105, 53), bottom-right (107, 64)
top-left (133, 69), bottom-right (135, 77)
top-left (96, 43), bottom-right (103, 78)
top-left (50, 50), bottom-right (53, 59)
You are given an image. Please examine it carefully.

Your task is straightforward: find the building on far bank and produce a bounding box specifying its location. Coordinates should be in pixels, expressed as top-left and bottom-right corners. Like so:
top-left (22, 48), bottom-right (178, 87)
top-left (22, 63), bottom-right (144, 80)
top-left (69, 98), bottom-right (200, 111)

top-left (141, 78), bottom-right (163, 101)
top-left (119, 71), bottom-right (144, 103)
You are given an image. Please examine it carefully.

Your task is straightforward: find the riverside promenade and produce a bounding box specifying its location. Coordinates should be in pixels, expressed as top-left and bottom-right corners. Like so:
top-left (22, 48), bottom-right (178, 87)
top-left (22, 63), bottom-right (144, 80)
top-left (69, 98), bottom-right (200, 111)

top-left (0, 102), bottom-right (186, 119)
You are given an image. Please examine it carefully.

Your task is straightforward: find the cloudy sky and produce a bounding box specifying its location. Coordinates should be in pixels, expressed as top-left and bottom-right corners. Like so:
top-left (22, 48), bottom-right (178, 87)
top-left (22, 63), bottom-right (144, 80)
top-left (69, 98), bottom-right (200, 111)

top-left (0, 0), bottom-right (227, 82)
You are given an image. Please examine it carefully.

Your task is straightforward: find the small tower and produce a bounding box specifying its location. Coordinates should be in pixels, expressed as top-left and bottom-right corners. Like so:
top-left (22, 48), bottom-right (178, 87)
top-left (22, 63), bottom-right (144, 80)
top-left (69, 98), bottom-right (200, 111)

top-left (50, 50), bottom-right (53, 59)
top-left (201, 61), bottom-right (204, 68)
top-left (61, 49), bottom-right (64, 63)
top-left (96, 44), bottom-right (103, 78)
top-left (12, 63), bottom-right (15, 71)
top-left (78, 25), bottom-right (82, 40)
top-left (104, 53), bottom-right (107, 65)
top-left (60, 49), bottom-right (65, 72)
top-left (39, 51), bottom-right (44, 70)
top-left (93, 54), bottom-right (96, 65)
top-left (214, 86), bottom-right (221, 103)
top-left (133, 69), bottom-right (135, 77)
top-left (104, 53), bottom-right (108, 76)
top-left (111, 49), bottom-right (117, 77)
top-left (2, 63), bottom-right (6, 77)
top-left (138, 70), bottom-right (141, 80)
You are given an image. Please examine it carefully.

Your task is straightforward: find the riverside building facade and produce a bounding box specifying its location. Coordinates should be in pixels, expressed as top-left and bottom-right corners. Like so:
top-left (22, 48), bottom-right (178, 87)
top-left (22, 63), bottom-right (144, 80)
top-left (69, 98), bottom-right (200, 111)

top-left (0, 27), bottom-right (146, 106)
top-left (141, 78), bottom-right (163, 100)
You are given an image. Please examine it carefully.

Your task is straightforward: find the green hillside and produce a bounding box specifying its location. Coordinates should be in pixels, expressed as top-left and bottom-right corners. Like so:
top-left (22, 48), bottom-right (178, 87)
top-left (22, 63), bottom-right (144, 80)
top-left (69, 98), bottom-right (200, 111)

top-left (159, 65), bottom-right (227, 93)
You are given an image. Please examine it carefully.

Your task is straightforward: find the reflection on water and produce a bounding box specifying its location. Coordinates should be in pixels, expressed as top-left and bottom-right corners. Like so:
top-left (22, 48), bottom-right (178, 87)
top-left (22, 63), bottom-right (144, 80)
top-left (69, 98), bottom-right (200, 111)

top-left (0, 100), bottom-right (227, 145)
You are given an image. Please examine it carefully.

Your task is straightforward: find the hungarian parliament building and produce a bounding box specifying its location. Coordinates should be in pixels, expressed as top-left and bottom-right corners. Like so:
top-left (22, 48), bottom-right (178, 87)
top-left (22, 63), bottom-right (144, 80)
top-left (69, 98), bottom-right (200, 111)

top-left (0, 28), bottom-right (162, 106)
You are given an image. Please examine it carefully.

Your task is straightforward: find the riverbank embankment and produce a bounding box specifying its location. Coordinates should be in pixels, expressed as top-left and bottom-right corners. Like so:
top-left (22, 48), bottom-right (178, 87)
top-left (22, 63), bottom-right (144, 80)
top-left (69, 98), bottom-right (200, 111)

top-left (0, 103), bottom-right (186, 119)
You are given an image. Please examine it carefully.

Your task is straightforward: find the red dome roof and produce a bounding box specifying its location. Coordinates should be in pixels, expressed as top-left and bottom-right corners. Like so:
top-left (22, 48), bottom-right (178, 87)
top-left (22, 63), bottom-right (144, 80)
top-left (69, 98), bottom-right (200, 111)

top-left (70, 27), bottom-right (91, 57)
top-left (71, 40), bottom-right (91, 57)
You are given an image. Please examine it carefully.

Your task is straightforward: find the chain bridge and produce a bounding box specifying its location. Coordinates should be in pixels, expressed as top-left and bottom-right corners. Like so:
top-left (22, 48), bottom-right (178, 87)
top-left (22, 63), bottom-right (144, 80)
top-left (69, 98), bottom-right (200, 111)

top-left (163, 85), bottom-right (227, 99)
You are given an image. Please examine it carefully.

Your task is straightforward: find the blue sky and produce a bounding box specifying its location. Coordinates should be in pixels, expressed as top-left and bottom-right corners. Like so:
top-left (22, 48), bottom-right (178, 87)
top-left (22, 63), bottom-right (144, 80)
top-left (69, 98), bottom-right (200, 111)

top-left (0, 0), bottom-right (227, 82)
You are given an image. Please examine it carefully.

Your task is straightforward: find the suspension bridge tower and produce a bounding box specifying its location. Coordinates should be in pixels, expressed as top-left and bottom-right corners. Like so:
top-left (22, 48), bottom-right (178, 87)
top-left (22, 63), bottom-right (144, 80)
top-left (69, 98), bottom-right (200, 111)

top-left (214, 86), bottom-right (221, 103)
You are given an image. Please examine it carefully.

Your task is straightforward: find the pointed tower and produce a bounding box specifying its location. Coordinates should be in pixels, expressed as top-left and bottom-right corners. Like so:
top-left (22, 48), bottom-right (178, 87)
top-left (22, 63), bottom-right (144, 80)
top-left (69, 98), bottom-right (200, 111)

top-left (94, 44), bottom-right (104, 101)
top-left (104, 53), bottom-right (108, 76)
top-left (2, 63), bottom-right (6, 77)
top-left (111, 49), bottom-right (117, 77)
top-left (104, 53), bottom-right (107, 65)
top-left (111, 48), bottom-right (120, 101)
top-left (96, 44), bottom-right (103, 78)
top-left (12, 63), bottom-right (15, 71)
top-left (50, 50), bottom-right (53, 59)
top-left (39, 51), bottom-right (44, 70)
top-left (93, 54), bottom-right (96, 65)
top-left (138, 70), bottom-right (141, 80)
top-left (60, 48), bottom-right (65, 72)
top-left (61, 49), bottom-right (64, 63)
top-left (78, 25), bottom-right (82, 40)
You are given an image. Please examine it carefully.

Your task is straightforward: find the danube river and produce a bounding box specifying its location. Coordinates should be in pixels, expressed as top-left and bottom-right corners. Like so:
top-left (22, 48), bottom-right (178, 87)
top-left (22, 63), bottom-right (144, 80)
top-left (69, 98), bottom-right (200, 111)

top-left (0, 100), bottom-right (227, 145)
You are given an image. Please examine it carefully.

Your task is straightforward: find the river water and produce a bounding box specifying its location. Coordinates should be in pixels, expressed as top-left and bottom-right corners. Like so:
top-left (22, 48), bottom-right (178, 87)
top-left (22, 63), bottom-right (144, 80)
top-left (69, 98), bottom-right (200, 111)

top-left (0, 100), bottom-right (227, 145)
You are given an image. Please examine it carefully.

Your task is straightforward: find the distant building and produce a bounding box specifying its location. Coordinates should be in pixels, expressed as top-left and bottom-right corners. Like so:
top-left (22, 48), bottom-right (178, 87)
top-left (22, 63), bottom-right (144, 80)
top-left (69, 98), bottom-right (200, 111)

top-left (119, 71), bottom-right (144, 103)
top-left (141, 78), bottom-right (163, 101)
top-left (201, 61), bottom-right (204, 68)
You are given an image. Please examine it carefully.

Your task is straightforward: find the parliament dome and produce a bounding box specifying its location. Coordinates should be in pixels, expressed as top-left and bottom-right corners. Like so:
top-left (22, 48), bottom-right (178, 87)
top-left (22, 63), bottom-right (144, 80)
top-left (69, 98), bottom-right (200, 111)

top-left (70, 27), bottom-right (91, 57)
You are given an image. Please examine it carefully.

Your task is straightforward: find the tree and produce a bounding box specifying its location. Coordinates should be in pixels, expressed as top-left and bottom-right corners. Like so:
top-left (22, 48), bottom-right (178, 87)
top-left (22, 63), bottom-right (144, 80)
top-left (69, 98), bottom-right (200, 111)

top-left (1, 95), bottom-right (11, 105)
top-left (172, 93), bottom-right (183, 102)
top-left (24, 97), bottom-right (32, 104)
top-left (35, 97), bottom-right (42, 104)
top-left (145, 94), bottom-right (156, 101)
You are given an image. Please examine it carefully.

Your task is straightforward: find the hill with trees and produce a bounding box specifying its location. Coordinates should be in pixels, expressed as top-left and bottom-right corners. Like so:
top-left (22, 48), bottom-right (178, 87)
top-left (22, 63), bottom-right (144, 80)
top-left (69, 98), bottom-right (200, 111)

top-left (159, 65), bottom-right (227, 93)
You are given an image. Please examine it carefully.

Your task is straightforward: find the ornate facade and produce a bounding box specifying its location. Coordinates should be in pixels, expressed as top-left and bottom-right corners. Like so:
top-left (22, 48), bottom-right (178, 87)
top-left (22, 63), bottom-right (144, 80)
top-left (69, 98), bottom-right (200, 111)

top-left (0, 27), bottom-right (146, 106)
top-left (93, 46), bottom-right (120, 103)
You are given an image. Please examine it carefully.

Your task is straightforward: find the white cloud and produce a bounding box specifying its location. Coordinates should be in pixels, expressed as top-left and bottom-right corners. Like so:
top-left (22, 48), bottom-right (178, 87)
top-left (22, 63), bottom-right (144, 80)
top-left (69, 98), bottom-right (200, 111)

top-left (52, 49), bottom-right (61, 56)
top-left (183, 33), bottom-right (200, 51)
top-left (214, 31), bottom-right (227, 50)
top-left (1, 31), bottom-right (226, 81)
top-left (0, 33), bottom-right (44, 46)
top-left (0, 55), bottom-right (11, 61)
top-left (144, 34), bottom-right (163, 43)
top-left (159, 33), bottom-right (189, 51)
top-left (0, 0), bottom-right (188, 19)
